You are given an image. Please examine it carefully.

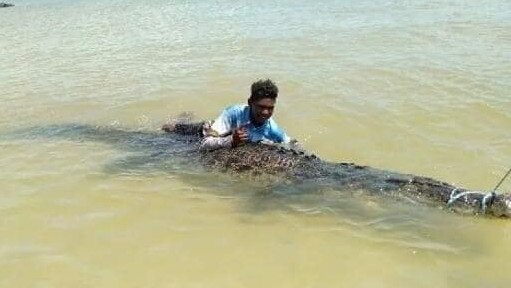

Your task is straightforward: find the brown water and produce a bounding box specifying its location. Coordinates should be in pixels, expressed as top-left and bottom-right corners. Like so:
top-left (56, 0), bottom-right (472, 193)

top-left (1, 0), bottom-right (511, 287)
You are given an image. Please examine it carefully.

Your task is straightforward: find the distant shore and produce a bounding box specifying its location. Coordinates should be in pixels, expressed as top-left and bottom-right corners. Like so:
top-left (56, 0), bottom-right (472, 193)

top-left (0, 2), bottom-right (14, 8)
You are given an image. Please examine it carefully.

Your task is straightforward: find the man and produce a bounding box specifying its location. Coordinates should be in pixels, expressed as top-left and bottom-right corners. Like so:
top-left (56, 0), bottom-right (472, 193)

top-left (163, 79), bottom-right (291, 151)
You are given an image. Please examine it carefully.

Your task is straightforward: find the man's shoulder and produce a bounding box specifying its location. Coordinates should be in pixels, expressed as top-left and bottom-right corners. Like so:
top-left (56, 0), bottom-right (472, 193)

top-left (224, 104), bottom-right (248, 113)
top-left (222, 104), bottom-right (248, 118)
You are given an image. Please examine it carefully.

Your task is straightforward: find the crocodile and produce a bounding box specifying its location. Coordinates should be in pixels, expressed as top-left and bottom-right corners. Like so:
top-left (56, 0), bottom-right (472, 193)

top-left (5, 123), bottom-right (511, 218)
top-left (171, 122), bottom-right (511, 218)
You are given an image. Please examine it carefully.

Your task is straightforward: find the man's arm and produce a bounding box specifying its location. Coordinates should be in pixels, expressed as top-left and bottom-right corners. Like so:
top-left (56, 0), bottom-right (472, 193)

top-left (199, 135), bottom-right (233, 151)
top-left (199, 127), bottom-right (249, 151)
top-left (198, 106), bottom-right (250, 151)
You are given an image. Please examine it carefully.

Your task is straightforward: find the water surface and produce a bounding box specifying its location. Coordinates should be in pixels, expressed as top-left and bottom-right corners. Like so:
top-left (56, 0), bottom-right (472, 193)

top-left (1, 0), bottom-right (510, 287)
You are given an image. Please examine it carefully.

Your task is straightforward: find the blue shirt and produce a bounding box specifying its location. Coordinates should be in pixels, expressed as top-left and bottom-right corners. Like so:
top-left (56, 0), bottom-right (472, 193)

top-left (210, 105), bottom-right (290, 144)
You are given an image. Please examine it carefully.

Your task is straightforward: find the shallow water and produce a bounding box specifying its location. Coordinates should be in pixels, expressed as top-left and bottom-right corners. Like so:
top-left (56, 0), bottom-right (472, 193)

top-left (1, 0), bottom-right (511, 287)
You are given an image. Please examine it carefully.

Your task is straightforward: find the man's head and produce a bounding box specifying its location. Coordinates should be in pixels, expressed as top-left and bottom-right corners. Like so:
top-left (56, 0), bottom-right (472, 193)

top-left (248, 79), bottom-right (279, 125)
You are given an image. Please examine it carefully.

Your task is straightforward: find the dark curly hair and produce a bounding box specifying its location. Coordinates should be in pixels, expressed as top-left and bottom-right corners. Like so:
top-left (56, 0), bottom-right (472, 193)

top-left (250, 79), bottom-right (279, 101)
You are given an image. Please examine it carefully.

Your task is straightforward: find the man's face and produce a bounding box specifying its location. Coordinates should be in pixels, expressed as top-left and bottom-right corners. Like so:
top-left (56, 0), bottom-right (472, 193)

top-left (248, 97), bottom-right (276, 125)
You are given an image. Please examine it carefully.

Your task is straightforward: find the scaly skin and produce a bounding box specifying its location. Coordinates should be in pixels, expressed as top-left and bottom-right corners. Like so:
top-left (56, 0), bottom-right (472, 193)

top-left (175, 122), bottom-right (511, 218)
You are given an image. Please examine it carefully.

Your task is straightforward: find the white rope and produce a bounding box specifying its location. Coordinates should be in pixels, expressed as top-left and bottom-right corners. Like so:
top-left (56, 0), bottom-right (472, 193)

top-left (447, 187), bottom-right (496, 214)
top-left (481, 192), bottom-right (496, 214)
top-left (447, 188), bottom-right (483, 207)
top-left (446, 168), bottom-right (509, 215)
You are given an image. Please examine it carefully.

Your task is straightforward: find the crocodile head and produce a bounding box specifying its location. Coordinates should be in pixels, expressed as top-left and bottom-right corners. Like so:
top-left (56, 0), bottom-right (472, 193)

top-left (489, 193), bottom-right (511, 217)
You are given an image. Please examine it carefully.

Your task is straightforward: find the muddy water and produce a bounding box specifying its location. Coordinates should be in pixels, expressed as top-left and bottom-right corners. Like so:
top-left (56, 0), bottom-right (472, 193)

top-left (1, 0), bottom-right (510, 287)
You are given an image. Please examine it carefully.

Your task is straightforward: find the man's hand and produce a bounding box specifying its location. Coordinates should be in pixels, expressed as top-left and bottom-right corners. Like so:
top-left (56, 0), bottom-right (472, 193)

top-left (232, 127), bottom-right (249, 147)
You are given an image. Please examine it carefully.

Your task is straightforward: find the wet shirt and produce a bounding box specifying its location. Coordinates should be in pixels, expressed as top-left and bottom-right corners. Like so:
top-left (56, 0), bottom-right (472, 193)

top-left (199, 104), bottom-right (290, 151)
top-left (212, 105), bottom-right (289, 142)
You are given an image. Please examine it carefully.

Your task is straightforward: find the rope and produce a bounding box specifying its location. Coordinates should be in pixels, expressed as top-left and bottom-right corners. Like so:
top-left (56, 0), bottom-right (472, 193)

top-left (447, 168), bottom-right (510, 214)
top-left (481, 192), bottom-right (496, 214)
top-left (447, 188), bottom-right (483, 207)
top-left (448, 188), bottom-right (498, 214)
top-left (491, 168), bottom-right (511, 193)
top-left (481, 167), bottom-right (511, 214)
